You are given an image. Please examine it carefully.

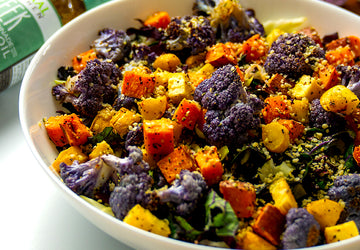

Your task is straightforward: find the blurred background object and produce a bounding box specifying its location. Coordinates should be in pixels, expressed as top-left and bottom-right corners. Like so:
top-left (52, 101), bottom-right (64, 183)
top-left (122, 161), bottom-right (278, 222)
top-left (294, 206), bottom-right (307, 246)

top-left (0, 0), bottom-right (110, 93)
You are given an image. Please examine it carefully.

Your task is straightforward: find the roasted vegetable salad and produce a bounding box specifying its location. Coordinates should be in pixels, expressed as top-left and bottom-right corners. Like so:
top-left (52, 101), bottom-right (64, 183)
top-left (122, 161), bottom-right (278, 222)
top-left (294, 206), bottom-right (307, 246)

top-left (45, 0), bottom-right (360, 248)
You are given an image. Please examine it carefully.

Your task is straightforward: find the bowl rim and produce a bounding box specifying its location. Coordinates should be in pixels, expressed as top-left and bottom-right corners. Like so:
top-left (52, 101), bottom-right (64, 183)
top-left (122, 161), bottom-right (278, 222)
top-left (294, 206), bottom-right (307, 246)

top-left (18, 0), bottom-right (360, 249)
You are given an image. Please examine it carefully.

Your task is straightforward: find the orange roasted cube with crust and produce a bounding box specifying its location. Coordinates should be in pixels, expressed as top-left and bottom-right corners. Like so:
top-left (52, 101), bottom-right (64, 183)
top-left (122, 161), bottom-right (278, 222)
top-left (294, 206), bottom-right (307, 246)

top-left (72, 49), bottom-right (97, 72)
top-left (262, 95), bottom-right (291, 124)
top-left (45, 113), bottom-right (92, 147)
top-left (45, 115), bottom-right (68, 147)
top-left (252, 203), bottom-right (286, 246)
top-left (144, 11), bottom-right (171, 29)
top-left (205, 42), bottom-right (238, 67)
top-left (195, 146), bottom-right (224, 186)
top-left (241, 34), bottom-right (269, 63)
top-left (121, 66), bottom-right (156, 99)
top-left (219, 180), bottom-right (256, 218)
top-left (60, 113), bottom-right (92, 146)
top-left (172, 99), bottom-right (202, 130)
top-left (313, 62), bottom-right (339, 91)
top-left (157, 145), bottom-right (195, 184)
top-left (277, 119), bottom-right (305, 142)
top-left (143, 118), bottom-right (174, 156)
top-left (325, 46), bottom-right (355, 66)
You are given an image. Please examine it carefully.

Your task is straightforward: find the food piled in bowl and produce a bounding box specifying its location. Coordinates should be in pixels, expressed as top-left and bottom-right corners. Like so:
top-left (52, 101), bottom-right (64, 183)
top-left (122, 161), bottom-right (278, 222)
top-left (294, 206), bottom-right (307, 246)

top-left (43, 0), bottom-right (360, 248)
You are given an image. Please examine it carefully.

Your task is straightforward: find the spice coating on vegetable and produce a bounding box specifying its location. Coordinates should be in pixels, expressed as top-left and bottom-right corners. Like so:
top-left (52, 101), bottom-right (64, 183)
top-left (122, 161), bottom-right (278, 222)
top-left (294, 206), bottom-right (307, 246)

top-left (46, 1), bottom-right (360, 248)
top-left (282, 208), bottom-right (320, 249)
top-left (52, 59), bottom-right (120, 118)
top-left (264, 32), bottom-right (325, 80)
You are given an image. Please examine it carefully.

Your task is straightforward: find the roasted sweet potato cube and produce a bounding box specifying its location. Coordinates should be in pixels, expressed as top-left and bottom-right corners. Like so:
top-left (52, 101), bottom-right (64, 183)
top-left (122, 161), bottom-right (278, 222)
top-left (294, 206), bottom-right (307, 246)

top-left (157, 145), bottom-right (195, 184)
top-left (121, 67), bottom-right (156, 98)
top-left (72, 49), bottom-right (97, 72)
top-left (195, 146), bottom-right (224, 186)
top-left (60, 113), bottom-right (92, 146)
top-left (172, 98), bottom-right (202, 130)
top-left (252, 203), bottom-right (285, 246)
top-left (143, 11), bottom-right (171, 29)
top-left (45, 115), bottom-right (68, 147)
top-left (262, 95), bottom-right (291, 124)
top-left (326, 46), bottom-right (355, 66)
top-left (276, 119), bottom-right (305, 142)
top-left (205, 42), bottom-right (238, 67)
top-left (241, 34), bottom-right (269, 62)
top-left (265, 73), bottom-right (295, 95)
top-left (143, 118), bottom-right (174, 156)
top-left (314, 63), bottom-right (339, 91)
top-left (219, 180), bottom-right (256, 218)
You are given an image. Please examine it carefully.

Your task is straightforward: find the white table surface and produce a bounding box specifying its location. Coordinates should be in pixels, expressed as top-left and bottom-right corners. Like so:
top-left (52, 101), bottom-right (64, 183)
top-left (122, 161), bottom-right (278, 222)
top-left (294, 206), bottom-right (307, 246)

top-left (0, 83), bottom-right (133, 250)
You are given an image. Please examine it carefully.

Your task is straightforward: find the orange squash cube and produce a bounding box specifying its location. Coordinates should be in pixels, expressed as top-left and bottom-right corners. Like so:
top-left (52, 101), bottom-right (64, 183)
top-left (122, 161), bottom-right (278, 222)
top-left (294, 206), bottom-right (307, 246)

top-left (172, 99), bottom-right (202, 130)
top-left (143, 118), bottom-right (174, 156)
top-left (219, 180), bottom-right (256, 218)
top-left (195, 146), bottom-right (224, 186)
top-left (121, 67), bottom-right (156, 98)
top-left (157, 145), bottom-right (195, 184)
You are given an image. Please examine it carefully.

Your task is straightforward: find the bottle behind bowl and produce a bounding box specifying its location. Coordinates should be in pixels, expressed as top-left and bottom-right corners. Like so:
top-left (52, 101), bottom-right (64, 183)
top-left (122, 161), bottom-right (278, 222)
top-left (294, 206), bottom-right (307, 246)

top-left (0, 0), bottom-right (110, 92)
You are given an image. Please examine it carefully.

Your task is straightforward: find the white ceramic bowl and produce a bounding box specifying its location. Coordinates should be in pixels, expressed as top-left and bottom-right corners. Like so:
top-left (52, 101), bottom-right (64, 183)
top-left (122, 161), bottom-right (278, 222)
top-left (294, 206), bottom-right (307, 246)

top-left (19, 0), bottom-right (360, 249)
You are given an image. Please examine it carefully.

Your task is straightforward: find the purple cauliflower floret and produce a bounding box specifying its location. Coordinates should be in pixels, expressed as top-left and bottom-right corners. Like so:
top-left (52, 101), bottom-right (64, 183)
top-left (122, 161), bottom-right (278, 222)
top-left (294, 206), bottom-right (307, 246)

top-left (106, 146), bottom-right (155, 220)
top-left (125, 123), bottom-right (144, 148)
top-left (109, 172), bottom-right (153, 220)
top-left (113, 94), bottom-right (138, 111)
top-left (194, 64), bottom-right (247, 111)
top-left (157, 170), bottom-right (207, 217)
top-left (101, 146), bottom-right (149, 176)
top-left (264, 33), bottom-right (325, 80)
top-left (282, 208), bottom-right (320, 249)
top-left (193, 0), bottom-right (264, 43)
top-left (202, 101), bottom-right (262, 147)
top-left (309, 99), bottom-right (346, 132)
top-left (328, 174), bottom-right (360, 228)
top-left (52, 59), bottom-right (120, 118)
top-left (60, 146), bottom-right (146, 199)
top-left (60, 156), bottom-right (116, 198)
top-left (164, 15), bottom-right (215, 55)
top-left (91, 28), bottom-right (131, 62)
top-left (337, 65), bottom-right (360, 98)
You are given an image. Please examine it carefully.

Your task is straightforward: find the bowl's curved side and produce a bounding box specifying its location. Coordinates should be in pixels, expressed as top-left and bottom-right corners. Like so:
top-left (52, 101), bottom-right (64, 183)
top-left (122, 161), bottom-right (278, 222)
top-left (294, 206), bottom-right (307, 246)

top-left (19, 0), bottom-right (360, 249)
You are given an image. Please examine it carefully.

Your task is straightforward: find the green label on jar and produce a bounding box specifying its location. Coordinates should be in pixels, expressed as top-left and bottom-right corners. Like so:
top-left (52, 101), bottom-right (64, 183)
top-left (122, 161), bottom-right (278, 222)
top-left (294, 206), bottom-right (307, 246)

top-left (0, 0), bottom-right (62, 72)
top-left (83, 0), bottom-right (112, 10)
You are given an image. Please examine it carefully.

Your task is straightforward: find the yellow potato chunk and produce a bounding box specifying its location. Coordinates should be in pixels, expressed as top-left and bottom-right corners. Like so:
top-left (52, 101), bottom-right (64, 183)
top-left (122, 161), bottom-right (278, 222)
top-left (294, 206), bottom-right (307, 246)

top-left (90, 104), bottom-right (117, 134)
top-left (89, 141), bottom-right (114, 159)
top-left (262, 122), bottom-right (290, 153)
top-left (51, 146), bottom-right (88, 173)
top-left (289, 98), bottom-right (310, 123)
top-left (320, 85), bottom-right (359, 115)
top-left (138, 95), bottom-right (167, 120)
top-left (269, 178), bottom-right (298, 215)
top-left (324, 221), bottom-right (359, 243)
top-left (306, 199), bottom-right (344, 230)
top-left (110, 107), bottom-right (141, 137)
top-left (123, 204), bottom-right (171, 237)
top-left (167, 72), bottom-right (193, 104)
top-left (153, 53), bottom-right (181, 72)
top-left (242, 231), bottom-right (276, 250)
top-left (290, 75), bottom-right (323, 101)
